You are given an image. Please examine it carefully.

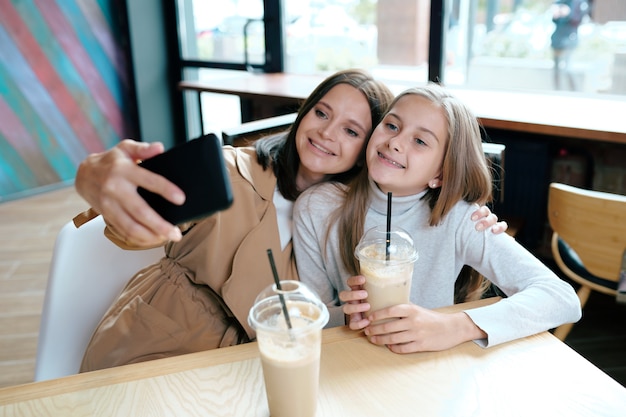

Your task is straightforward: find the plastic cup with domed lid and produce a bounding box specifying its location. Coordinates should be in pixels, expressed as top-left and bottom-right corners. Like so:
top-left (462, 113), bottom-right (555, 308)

top-left (248, 280), bottom-right (329, 417)
top-left (355, 225), bottom-right (418, 326)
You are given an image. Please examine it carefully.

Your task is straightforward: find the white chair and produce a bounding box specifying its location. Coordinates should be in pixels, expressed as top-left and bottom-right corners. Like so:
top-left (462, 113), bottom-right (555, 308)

top-left (34, 216), bottom-right (163, 381)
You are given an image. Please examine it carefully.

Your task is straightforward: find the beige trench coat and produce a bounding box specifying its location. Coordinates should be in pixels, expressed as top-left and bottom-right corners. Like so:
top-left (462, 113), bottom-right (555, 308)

top-left (76, 146), bottom-right (298, 372)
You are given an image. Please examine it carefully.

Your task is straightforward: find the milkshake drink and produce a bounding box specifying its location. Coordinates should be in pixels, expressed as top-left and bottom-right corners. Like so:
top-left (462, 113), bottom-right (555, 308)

top-left (248, 281), bottom-right (329, 417)
top-left (355, 226), bottom-right (418, 324)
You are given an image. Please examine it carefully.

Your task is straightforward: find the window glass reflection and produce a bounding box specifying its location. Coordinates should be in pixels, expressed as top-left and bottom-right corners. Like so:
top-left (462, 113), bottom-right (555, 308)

top-left (284, 0), bottom-right (382, 74)
top-left (448, 0), bottom-right (626, 95)
top-left (179, 0), bottom-right (264, 65)
top-left (176, 1), bottom-right (626, 100)
top-left (282, 0), bottom-right (625, 96)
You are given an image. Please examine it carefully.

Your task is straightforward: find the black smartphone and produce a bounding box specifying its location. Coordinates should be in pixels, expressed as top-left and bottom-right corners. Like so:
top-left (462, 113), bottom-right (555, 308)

top-left (137, 134), bottom-right (233, 225)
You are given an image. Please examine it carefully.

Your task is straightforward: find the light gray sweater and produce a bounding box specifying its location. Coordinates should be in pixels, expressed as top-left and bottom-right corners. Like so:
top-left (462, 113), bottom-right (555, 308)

top-left (293, 179), bottom-right (581, 347)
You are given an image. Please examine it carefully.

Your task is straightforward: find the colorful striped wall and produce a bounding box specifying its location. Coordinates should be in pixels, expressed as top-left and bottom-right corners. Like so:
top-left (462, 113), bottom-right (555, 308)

top-left (0, 0), bottom-right (136, 201)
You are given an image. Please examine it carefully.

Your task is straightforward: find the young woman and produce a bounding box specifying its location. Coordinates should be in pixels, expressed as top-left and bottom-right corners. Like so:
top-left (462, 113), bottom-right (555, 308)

top-left (293, 84), bottom-right (581, 353)
top-left (74, 69), bottom-right (395, 371)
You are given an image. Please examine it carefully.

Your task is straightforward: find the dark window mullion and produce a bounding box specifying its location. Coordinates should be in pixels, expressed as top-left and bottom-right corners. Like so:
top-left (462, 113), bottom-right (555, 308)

top-left (163, 0), bottom-right (187, 144)
top-left (263, 0), bottom-right (283, 73)
top-left (180, 60), bottom-right (250, 71)
top-left (428, 0), bottom-right (446, 84)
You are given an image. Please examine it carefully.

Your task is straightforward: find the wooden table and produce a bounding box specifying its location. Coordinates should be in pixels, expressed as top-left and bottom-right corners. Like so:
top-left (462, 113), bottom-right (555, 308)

top-left (179, 71), bottom-right (626, 145)
top-left (1, 298), bottom-right (624, 416)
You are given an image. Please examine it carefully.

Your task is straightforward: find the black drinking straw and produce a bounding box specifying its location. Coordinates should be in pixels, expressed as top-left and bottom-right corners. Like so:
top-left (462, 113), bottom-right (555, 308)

top-left (266, 249), bottom-right (293, 330)
top-left (386, 192), bottom-right (392, 261)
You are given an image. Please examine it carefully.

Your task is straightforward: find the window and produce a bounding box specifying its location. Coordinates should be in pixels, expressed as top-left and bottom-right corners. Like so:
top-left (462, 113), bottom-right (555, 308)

top-left (447, 0), bottom-right (626, 94)
top-left (178, 0), bottom-right (266, 69)
top-left (173, 0), bottom-right (626, 136)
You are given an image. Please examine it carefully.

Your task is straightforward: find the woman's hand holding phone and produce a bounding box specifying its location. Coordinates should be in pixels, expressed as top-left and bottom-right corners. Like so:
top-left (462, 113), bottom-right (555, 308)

top-left (75, 139), bottom-right (185, 246)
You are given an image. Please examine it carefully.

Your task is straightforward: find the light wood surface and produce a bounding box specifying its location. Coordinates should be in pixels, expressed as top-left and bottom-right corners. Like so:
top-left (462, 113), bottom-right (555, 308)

top-left (179, 72), bottom-right (626, 145)
top-left (0, 185), bottom-right (88, 388)
top-left (1, 298), bottom-right (625, 417)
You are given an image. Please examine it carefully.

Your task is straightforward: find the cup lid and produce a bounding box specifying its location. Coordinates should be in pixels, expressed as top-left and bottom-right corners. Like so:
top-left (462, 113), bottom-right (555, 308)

top-left (354, 225), bottom-right (418, 264)
top-left (248, 280), bottom-right (329, 333)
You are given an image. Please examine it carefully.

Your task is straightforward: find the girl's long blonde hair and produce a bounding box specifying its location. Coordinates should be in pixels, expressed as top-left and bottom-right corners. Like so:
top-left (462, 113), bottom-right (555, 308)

top-left (331, 84), bottom-right (494, 302)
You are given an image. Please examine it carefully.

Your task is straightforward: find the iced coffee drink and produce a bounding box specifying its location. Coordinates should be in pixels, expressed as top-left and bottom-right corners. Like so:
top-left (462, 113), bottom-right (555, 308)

top-left (248, 281), bottom-right (329, 417)
top-left (355, 226), bottom-right (418, 324)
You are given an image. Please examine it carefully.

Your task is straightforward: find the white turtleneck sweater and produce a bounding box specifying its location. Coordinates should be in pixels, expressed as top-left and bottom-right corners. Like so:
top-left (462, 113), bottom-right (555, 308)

top-left (293, 179), bottom-right (581, 347)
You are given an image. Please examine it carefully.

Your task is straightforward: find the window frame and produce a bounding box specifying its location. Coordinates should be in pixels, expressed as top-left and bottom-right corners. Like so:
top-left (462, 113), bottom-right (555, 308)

top-left (167, 0), bottom-right (450, 143)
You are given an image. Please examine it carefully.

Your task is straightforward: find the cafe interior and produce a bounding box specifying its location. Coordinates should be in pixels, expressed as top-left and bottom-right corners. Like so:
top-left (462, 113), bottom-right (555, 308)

top-left (1, 0), bottom-right (626, 415)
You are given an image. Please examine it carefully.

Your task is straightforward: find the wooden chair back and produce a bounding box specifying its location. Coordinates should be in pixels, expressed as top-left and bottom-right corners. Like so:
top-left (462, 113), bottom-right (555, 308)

top-left (548, 182), bottom-right (626, 282)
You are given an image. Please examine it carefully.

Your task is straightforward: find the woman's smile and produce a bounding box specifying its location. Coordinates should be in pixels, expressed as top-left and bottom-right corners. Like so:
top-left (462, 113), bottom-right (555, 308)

top-left (309, 138), bottom-right (336, 156)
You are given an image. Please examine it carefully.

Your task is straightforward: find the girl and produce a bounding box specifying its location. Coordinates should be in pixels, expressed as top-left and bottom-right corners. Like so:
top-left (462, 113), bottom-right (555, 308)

top-left (293, 84), bottom-right (581, 353)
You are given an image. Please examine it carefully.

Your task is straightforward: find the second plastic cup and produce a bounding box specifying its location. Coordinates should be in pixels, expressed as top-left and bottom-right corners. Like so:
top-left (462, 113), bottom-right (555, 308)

top-left (355, 225), bottom-right (418, 325)
top-left (248, 280), bottom-right (329, 417)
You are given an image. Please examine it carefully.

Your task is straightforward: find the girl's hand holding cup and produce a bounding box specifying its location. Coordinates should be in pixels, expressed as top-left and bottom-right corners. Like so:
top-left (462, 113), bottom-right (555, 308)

top-left (339, 275), bottom-right (371, 330)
